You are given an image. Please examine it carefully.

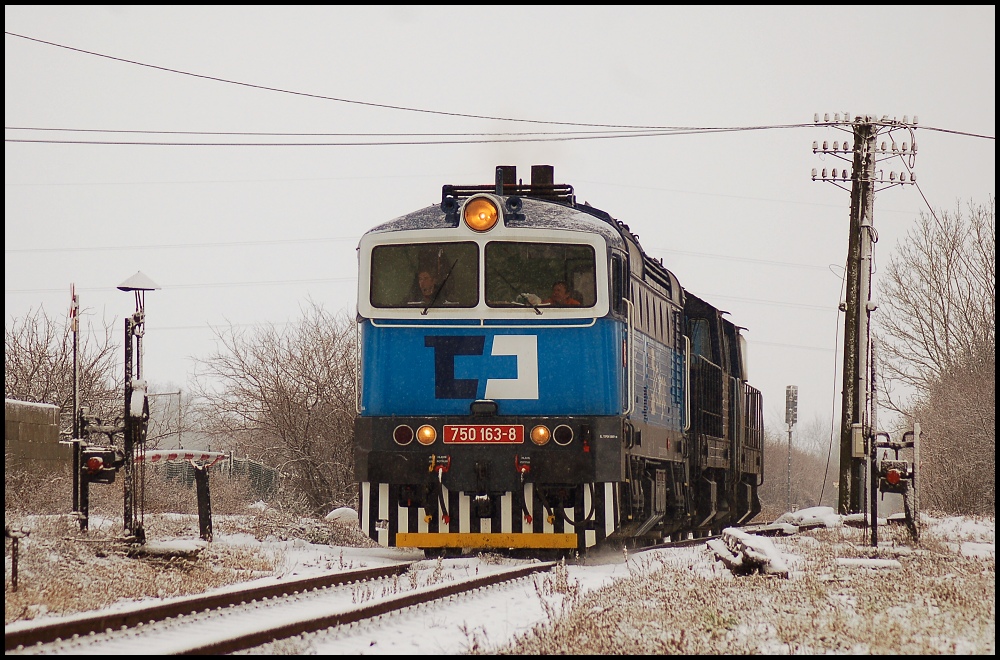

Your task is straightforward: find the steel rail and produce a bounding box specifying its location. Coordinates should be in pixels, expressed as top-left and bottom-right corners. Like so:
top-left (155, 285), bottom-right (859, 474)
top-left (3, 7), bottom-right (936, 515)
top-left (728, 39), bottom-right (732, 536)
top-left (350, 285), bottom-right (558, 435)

top-left (174, 561), bottom-right (557, 655)
top-left (5, 562), bottom-right (414, 651)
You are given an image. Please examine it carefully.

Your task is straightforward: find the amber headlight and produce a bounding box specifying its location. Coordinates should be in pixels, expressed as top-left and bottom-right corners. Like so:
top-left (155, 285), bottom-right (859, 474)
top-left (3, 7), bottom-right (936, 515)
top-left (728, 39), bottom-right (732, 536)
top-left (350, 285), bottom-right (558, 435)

top-left (416, 425), bottom-right (437, 445)
top-left (530, 425), bottom-right (551, 446)
top-left (463, 197), bottom-right (499, 232)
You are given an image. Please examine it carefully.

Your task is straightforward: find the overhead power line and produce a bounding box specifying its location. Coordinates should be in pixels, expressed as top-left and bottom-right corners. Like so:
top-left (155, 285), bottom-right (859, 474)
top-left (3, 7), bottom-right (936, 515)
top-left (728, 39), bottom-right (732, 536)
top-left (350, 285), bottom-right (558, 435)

top-left (3, 30), bottom-right (706, 130)
top-left (4, 276), bottom-right (359, 295)
top-left (8, 32), bottom-right (991, 141)
top-left (3, 125), bottom-right (664, 138)
top-left (4, 236), bottom-right (360, 254)
top-left (4, 126), bottom-right (810, 147)
top-left (4, 237), bottom-right (832, 276)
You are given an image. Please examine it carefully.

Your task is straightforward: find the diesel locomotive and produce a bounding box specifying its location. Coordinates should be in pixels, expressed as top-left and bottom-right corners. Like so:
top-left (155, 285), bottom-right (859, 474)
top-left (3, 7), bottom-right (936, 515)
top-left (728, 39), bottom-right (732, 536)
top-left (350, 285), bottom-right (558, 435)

top-left (354, 165), bottom-right (763, 553)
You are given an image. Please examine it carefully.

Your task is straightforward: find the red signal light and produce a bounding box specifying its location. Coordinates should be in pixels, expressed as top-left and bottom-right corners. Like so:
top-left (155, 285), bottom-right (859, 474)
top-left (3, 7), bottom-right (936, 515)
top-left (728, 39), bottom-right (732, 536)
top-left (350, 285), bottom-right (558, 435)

top-left (886, 468), bottom-right (901, 485)
top-left (86, 456), bottom-right (104, 473)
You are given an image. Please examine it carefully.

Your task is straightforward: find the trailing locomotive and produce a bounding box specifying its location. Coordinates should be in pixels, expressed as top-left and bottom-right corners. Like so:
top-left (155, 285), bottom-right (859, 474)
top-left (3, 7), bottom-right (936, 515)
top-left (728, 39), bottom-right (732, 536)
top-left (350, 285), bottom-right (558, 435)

top-left (354, 165), bottom-right (763, 553)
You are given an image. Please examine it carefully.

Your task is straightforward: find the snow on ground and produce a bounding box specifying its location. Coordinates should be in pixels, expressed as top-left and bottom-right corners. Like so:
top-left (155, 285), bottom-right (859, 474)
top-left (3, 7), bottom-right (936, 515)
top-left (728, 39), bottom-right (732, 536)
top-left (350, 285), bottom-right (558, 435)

top-left (5, 507), bottom-right (994, 654)
top-left (774, 505), bottom-right (841, 527)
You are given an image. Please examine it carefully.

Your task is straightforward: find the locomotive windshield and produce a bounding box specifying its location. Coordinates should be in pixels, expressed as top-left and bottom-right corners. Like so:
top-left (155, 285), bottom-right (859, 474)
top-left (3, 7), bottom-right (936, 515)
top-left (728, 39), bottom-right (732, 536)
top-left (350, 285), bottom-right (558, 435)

top-left (370, 242), bottom-right (478, 308)
top-left (485, 242), bottom-right (597, 308)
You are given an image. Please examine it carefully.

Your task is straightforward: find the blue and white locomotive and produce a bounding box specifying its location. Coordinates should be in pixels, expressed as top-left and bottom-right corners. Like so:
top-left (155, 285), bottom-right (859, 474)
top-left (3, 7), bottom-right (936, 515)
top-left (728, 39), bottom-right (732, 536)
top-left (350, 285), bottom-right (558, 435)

top-left (355, 165), bottom-right (763, 553)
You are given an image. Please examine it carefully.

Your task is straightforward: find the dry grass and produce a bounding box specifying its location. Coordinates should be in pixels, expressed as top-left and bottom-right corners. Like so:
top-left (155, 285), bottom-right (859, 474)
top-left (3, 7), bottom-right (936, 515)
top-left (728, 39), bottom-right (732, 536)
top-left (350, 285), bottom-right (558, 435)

top-left (5, 468), bottom-right (993, 654)
top-left (4, 469), bottom-right (375, 625)
top-left (5, 513), bottom-right (271, 623)
top-left (496, 520), bottom-right (995, 655)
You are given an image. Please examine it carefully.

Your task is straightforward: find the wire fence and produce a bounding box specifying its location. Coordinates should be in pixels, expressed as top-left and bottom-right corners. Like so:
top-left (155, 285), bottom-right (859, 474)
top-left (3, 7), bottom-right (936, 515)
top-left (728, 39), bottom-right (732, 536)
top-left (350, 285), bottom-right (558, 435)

top-left (153, 454), bottom-right (280, 499)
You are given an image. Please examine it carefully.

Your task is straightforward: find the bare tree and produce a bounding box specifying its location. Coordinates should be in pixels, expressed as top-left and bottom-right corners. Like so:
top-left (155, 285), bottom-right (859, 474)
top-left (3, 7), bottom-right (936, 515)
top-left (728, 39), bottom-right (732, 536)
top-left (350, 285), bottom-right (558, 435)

top-left (878, 198), bottom-right (995, 401)
top-left (877, 198), bottom-right (995, 514)
top-left (5, 305), bottom-right (122, 434)
top-left (192, 301), bottom-right (357, 514)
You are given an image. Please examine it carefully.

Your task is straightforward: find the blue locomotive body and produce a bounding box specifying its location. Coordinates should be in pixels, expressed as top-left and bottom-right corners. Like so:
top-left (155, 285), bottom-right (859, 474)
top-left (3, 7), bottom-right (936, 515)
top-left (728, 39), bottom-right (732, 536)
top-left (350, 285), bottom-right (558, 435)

top-left (354, 166), bottom-right (762, 553)
top-left (360, 320), bottom-right (626, 416)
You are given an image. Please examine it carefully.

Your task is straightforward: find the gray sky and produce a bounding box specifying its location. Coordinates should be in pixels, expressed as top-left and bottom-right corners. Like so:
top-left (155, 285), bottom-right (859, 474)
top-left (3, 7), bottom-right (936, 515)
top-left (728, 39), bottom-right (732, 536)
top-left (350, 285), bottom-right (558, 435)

top-left (5, 6), bottom-right (995, 433)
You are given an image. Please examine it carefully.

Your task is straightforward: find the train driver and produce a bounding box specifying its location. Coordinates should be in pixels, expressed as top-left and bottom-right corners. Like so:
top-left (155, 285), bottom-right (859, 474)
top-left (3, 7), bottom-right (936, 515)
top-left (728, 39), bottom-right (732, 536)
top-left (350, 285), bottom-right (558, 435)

top-left (543, 281), bottom-right (581, 306)
top-left (416, 270), bottom-right (438, 304)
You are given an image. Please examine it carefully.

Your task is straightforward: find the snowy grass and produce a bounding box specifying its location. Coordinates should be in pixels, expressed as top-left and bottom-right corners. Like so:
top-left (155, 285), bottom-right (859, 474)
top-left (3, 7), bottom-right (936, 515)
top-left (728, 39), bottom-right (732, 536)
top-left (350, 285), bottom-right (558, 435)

top-left (4, 497), bottom-right (376, 625)
top-left (4, 500), bottom-right (993, 654)
top-left (494, 516), bottom-right (995, 655)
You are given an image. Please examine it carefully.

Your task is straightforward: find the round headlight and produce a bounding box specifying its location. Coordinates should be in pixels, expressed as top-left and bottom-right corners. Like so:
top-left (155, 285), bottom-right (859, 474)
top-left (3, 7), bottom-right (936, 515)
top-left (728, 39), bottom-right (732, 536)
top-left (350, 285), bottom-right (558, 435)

top-left (416, 425), bottom-right (437, 445)
top-left (553, 424), bottom-right (574, 446)
top-left (530, 425), bottom-right (551, 446)
top-left (393, 425), bottom-right (414, 446)
top-left (463, 197), bottom-right (499, 232)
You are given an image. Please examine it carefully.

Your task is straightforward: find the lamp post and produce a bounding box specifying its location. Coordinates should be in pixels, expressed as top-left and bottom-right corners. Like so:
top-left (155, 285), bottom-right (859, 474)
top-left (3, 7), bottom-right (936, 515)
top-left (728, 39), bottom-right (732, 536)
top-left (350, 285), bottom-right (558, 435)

top-left (117, 271), bottom-right (160, 543)
top-left (70, 284), bottom-right (80, 517)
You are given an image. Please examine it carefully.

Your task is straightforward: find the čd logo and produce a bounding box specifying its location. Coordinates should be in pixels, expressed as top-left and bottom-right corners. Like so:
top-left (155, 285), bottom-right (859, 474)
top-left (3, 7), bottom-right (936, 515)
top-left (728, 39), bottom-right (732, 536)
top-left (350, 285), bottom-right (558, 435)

top-left (424, 335), bottom-right (538, 400)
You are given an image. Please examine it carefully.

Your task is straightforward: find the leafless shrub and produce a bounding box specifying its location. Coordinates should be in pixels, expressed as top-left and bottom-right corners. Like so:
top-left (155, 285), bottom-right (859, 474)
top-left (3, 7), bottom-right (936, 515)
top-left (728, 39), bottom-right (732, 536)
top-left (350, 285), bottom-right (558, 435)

top-left (192, 300), bottom-right (357, 516)
top-left (134, 468), bottom-right (261, 516)
top-left (4, 459), bottom-right (75, 515)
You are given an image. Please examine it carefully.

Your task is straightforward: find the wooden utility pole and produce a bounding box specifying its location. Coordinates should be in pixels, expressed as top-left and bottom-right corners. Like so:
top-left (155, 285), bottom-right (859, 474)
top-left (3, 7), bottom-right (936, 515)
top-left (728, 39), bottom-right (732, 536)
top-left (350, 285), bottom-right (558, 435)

top-left (839, 119), bottom-right (877, 515)
top-left (811, 113), bottom-right (918, 514)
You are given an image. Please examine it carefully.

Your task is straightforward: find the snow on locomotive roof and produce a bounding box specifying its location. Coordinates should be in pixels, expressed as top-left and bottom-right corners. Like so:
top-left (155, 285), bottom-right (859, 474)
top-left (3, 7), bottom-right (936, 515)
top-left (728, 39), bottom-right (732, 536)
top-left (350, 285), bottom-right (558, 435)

top-left (363, 197), bottom-right (625, 249)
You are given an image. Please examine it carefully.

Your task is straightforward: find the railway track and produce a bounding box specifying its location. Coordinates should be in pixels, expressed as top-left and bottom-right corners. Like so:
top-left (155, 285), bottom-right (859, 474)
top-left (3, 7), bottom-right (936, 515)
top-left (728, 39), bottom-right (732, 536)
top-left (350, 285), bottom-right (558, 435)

top-left (6, 560), bottom-right (556, 655)
top-left (6, 519), bottom-right (813, 654)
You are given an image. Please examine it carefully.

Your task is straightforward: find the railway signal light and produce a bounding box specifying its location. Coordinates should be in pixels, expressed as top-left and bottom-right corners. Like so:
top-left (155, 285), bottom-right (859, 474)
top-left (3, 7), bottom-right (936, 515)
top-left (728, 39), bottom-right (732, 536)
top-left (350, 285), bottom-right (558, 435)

top-left (785, 386), bottom-right (798, 426)
top-left (80, 446), bottom-right (124, 485)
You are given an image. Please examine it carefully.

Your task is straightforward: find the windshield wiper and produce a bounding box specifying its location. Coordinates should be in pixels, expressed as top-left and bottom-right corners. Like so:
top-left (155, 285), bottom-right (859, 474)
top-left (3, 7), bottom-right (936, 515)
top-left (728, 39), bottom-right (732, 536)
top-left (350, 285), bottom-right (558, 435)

top-left (422, 258), bottom-right (459, 315)
top-left (495, 272), bottom-right (541, 315)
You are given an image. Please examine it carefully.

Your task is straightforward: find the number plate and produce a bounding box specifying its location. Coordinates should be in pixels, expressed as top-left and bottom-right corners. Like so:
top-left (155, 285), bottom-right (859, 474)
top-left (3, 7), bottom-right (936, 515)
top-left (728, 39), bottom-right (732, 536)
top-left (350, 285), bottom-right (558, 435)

top-left (443, 424), bottom-right (524, 444)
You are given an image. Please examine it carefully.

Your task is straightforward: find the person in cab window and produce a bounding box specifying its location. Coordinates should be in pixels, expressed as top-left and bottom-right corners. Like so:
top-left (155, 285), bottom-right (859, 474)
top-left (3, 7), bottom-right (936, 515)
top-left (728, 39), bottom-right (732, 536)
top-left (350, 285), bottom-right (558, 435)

top-left (412, 268), bottom-right (459, 307)
top-left (414, 269), bottom-right (438, 305)
top-left (543, 281), bottom-right (581, 306)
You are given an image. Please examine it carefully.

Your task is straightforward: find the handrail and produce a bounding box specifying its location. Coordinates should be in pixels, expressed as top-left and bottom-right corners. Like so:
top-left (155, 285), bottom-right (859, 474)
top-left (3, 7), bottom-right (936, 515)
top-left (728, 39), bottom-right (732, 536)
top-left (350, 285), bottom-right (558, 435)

top-left (683, 336), bottom-right (691, 432)
top-left (354, 320), bottom-right (362, 415)
top-left (624, 298), bottom-right (635, 416)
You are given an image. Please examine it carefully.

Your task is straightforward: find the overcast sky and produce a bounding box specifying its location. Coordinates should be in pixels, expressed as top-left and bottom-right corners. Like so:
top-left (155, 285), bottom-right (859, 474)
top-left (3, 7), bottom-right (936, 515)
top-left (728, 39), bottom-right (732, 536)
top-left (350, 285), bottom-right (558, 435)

top-left (5, 6), bottom-right (995, 436)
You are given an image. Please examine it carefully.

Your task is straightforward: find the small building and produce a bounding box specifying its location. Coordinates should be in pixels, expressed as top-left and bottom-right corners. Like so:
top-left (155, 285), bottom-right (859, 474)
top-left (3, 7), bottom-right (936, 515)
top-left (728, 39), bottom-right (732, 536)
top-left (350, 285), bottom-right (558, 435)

top-left (5, 399), bottom-right (69, 470)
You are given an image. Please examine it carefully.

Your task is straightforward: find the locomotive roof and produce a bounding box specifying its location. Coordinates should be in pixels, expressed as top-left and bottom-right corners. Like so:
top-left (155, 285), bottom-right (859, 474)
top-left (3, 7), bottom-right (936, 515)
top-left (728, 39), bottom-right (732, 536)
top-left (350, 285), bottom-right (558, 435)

top-left (365, 196), bottom-right (627, 250)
